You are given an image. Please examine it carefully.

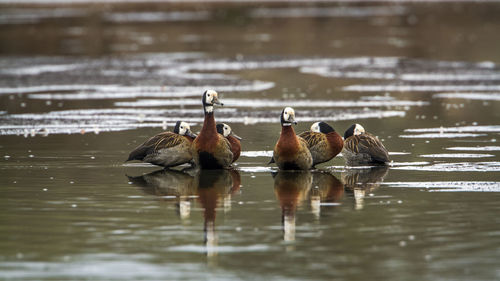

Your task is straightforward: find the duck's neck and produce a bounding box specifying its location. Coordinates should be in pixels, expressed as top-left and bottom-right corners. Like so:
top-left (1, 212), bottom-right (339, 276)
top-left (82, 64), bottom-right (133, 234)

top-left (280, 125), bottom-right (298, 144)
top-left (200, 111), bottom-right (217, 137)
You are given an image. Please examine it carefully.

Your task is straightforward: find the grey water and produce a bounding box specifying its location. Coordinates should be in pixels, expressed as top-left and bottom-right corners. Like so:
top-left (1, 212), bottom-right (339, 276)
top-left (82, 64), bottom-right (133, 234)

top-left (1, 1), bottom-right (499, 280)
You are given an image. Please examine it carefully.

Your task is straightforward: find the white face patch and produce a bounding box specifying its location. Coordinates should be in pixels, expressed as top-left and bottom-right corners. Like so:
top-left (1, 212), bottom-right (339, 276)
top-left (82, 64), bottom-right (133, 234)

top-left (283, 107), bottom-right (295, 123)
top-left (354, 124), bottom-right (365, 135)
top-left (179, 121), bottom-right (190, 135)
top-left (311, 122), bottom-right (320, 133)
top-left (223, 124), bottom-right (231, 137)
top-left (204, 90), bottom-right (218, 105)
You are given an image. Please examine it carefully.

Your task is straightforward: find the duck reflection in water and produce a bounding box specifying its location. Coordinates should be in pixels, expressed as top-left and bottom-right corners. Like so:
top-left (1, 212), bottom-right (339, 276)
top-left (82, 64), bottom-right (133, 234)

top-left (341, 166), bottom-right (389, 210)
top-left (127, 169), bottom-right (197, 220)
top-left (273, 171), bottom-right (312, 242)
top-left (195, 169), bottom-right (240, 257)
top-left (273, 171), bottom-right (344, 241)
top-left (127, 168), bottom-right (240, 257)
top-left (309, 171), bottom-right (344, 219)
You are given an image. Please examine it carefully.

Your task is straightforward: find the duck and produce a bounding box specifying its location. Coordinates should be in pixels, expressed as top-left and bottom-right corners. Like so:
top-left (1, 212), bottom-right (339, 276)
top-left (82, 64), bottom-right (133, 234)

top-left (192, 90), bottom-right (233, 169)
top-left (216, 123), bottom-right (242, 163)
top-left (298, 121), bottom-right (344, 167)
top-left (271, 107), bottom-right (313, 170)
top-left (342, 123), bottom-right (390, 166)
top-left (126, 121), bottom-right (197, 168)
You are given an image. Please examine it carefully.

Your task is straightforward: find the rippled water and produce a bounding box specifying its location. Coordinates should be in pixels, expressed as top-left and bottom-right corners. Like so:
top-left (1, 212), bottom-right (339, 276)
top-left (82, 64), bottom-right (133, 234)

top-left (1, 1), bottom-right (500, 281)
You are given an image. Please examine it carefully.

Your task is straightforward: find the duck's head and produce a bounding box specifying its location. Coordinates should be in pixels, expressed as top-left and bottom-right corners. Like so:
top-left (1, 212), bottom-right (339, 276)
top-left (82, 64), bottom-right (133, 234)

top-left (344, 123), bottom-right (365, 139)
top-left (216, 123), bottom-right (242, 140)
top-left (174, 121), bottom-right (197, 138)
top-left (202, 89), bottom-right (223, 113)
top-left (311, 121), bottom-right (335, 134)
top-left (281, 107), bottom-right (297, 126)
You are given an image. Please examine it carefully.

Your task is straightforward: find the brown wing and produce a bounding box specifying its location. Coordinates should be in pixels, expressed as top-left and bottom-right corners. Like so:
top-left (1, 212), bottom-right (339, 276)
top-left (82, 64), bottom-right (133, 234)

top-left (298, 131), bottom-right (325, 148)
top-left (355, 134), bottom-right (389, 163)
top-left (127, 132), bottom-right (184, 161)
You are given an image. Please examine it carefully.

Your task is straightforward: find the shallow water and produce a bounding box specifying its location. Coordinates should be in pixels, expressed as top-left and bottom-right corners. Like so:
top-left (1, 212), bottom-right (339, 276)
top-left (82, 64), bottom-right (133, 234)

top-left (1, 1), bottom-right (500, 281)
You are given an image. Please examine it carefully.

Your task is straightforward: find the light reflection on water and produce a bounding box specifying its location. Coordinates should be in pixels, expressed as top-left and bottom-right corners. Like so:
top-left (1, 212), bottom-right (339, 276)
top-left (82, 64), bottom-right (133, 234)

top-left (1, 1), bottom-right (500, 281)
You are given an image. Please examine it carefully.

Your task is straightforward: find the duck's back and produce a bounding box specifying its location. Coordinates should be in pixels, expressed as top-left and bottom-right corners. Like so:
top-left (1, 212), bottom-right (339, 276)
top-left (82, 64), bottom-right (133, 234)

top-left (343, 133), bottom-right (389, 165)
top-left (128, 132), bottom-right (194, 167)
top-left (227, 136), bottom-right (241, 163)
top-left (299, 131), bottom-right (343, 166)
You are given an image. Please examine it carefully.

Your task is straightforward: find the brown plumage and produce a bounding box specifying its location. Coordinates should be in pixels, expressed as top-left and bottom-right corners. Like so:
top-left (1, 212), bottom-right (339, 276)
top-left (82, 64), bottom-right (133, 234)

top-left (299, 122), bottom-right (344, 167)
top-left (272, 107), bottom-right (313, 170)
top-left (216, 123), bottom-right (242, 163)
top-left (342, 124), bottom-right (390, 166)
top-left (192, 90), bottom-right (233, 169)
top-left (126, 121), bottom-right (196, 168)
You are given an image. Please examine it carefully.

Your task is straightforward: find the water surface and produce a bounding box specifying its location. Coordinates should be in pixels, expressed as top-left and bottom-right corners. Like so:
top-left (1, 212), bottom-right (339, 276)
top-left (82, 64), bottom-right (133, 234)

top-left (1, 1), bottom-right (499, 280)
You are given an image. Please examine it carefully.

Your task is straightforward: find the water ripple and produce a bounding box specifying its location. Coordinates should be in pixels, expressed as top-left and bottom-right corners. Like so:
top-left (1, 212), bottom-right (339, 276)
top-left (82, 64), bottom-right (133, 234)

top-left (383, 181), bottom-right (500, 192)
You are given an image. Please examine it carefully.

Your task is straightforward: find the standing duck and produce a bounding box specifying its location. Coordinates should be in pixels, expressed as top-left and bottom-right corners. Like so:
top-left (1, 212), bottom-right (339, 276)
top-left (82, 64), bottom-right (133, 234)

top-left (126, 121), bottom-right (196, 168)
top-left (299, 122), bottom-right (344, 167)
top-left (271, 107), bottom-right (313, 170)
top-left (216, 123), bottom-right (242, 163)
top-left (342, 123), bottom-right (390, 166)
top-left (192, 90), bottom-right (233, 169)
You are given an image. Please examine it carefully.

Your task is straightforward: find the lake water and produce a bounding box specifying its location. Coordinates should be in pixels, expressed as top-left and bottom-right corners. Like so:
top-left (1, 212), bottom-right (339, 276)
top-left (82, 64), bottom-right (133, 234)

top-left (1, 1), bottom-right (499, 280)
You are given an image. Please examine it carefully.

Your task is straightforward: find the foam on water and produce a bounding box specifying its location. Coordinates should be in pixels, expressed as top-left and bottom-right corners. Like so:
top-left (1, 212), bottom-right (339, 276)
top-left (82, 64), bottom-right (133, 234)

top-left (301, 67), bottom-right (397, 79)
top-left (237, 166), bottom-right (275, 173)
top-left (446, 146), bottom-right (500, 151)
top-left (103, 11), bottom-right (211, 23)
top-left (250, 6), bottom-right (408, 18)
top-left (389, 161), bottom-right (430, 166)
top-left (0, 107), bottom-right (407, 135)
top-left (401, 73), bottom-right (500, 81)
top-left (383, 181), bottom-right (500, 192)
top-left (0, 64), bottom-right (85, 75)
top-left (0, 8), bottom-right (86, 24)
top-left (114, 98), bottom-right (427, 108)
top-left (388, 152), bottom-right (411, 155)
top-left (24, 82), bottom-right (275, 100)
top-left (241, 151), bottom-right (273, 157)
top-left (419, 153), bottom-right (494, 158)
top-left (399, 133), bottom-right (488, 138)
top-left (167, 244), bottom-right (272, 253)
top-left (344, 84), bottom-right (500, 92)
top-left (405, 125), bottom-right (500, 133)
top-left (391, 162), bottom-right (500, 172)
top-left (433, 93), bottom-right (500, 101)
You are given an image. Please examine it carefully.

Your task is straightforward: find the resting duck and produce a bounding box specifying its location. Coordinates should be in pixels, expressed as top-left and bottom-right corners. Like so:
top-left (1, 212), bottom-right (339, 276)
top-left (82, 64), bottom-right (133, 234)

top-left (271, 107), bottom-right (313, 170)
top-left (192, 90), bottom-right (233, 169)
top-left (299, 122), bottom-right (344, 167)
top-left (216, 123), bottom-right (242, 163)
top-left (126, 121), bottom-right (196, 168)
top-left (342, 123), bottom-right (390, 166)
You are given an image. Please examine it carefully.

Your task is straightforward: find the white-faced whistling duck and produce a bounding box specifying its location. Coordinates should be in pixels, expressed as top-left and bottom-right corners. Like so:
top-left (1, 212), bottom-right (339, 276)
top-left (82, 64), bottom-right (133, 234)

top-left (299, 121), bottom-right (344, 167)
top-left (127, 121), bottom-right (196, 168)
top-left (192, 90), bottom-right (233, 169)
top-left (342, 123), bottom-right (390, 166)
top-left (216, 123), bottom-right (242, 163)
top-left (271, 107), bottom-right (313, 170)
